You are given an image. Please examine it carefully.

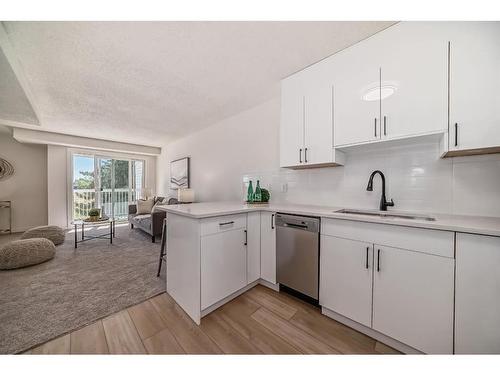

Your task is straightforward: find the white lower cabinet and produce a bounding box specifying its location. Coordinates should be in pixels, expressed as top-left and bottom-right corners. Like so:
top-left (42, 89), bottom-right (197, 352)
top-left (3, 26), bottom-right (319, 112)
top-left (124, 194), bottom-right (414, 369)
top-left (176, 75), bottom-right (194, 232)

top-left (320, 218), bottom-right (455, 354)
top-left (455, 233), bottom-right (500, 354)
top-left (320, 236), bottom-right (373, 327)
top-left (201, 228), bottom-right (247, 310)
top-left (200, 211), bottom-right (276, 311)
top-left (260, 211), bottom-right (276, 284)
top-left (372, 245), bottom-right (455, 354)
top-left (246, 212), bottom-right (261, 284)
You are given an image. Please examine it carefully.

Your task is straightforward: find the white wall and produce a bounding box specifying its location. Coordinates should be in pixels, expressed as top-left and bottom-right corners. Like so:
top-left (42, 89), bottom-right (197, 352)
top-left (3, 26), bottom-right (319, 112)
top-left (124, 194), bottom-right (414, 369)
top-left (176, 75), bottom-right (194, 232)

top-left (48, 146), bottom-right (157, 227)
top-left (0, 128), bottom-right (48, 232)
top-left (158, 96), bottom-right (500, 218)
top-left (157, 97), bottom-right (280, 202)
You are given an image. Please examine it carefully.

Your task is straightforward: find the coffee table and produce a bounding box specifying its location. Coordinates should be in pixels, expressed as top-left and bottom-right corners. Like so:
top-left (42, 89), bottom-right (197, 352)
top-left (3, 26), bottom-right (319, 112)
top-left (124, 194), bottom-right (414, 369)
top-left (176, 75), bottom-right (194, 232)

top-left (72, 219), bottom-right (116, 249)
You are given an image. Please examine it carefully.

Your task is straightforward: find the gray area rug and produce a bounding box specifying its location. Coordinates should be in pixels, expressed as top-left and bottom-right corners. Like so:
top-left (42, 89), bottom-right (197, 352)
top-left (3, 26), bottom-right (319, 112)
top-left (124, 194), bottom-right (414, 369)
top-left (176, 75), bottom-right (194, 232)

top-left (0, 225), bottom-right (165, 354)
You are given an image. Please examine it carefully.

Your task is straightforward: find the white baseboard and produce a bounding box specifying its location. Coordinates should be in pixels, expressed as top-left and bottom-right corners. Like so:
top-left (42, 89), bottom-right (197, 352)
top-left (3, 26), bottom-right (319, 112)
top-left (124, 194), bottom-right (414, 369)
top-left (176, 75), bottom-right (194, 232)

top-left (258, 279), bottom-right (279, 291)
top-left (321, 307), bottom-right (423, 354)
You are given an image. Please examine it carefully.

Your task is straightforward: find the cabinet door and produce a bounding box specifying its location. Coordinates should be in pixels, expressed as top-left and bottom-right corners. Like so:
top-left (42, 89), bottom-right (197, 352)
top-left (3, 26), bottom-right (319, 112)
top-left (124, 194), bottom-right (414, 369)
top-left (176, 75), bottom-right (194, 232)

top-left (334, 36), bottom-right (382, 146)
top-left (372, 245), bottom-right (454, 354)
top-left (304, 84), bottom-right (333, 165)
top-left (320, 235), bottom-right (373, 327)
top-left (380, 22), bottom-right (448, 140)
top-left (201, 229), bottom-right (247, 310)
top-left (455, 233), bottom-right (500, 354)
top-left (449, 22), bottom-right (500, 151)
top-left (246, 212), bottom-right (261, 284)
top-left (280, 77), bottom-right (304, 167)
top-left (260, 211), bottom-right (276, 284)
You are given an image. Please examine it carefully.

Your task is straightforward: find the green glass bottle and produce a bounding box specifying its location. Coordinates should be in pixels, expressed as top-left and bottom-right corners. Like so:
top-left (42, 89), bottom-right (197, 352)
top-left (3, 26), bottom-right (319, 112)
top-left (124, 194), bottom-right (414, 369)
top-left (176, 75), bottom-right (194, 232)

top-left (254, 180), bottom-right (262, 202)
top-left (247, 180), bottom-right (254, 203)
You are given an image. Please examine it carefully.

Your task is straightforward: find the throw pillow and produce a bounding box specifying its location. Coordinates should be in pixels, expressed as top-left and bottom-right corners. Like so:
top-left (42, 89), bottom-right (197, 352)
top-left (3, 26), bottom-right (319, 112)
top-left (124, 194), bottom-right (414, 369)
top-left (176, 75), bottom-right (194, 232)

top-left (152, 201), bottom-right (167, 213)
top-left (154, 196), bottom-right (166, 205)
top-left (136, 199), bottom-right (154, 214)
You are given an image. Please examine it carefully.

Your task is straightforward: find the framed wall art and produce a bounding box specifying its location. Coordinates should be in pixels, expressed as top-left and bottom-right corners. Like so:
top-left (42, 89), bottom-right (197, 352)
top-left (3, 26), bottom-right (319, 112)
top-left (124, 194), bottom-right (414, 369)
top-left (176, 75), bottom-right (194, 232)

top-left (170, 157), bottom-right (190, 190)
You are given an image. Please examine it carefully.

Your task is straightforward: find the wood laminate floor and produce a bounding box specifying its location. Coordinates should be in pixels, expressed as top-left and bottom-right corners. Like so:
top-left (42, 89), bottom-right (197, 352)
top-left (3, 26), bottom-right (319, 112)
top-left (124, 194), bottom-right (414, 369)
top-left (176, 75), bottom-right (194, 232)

top-left (25, 285), bottom-right (400, 354)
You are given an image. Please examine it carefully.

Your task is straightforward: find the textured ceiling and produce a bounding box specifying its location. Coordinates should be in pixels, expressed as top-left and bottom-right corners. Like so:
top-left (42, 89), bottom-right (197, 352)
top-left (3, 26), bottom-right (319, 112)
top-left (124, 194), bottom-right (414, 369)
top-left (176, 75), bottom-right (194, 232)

top-left (0, 47), bottom-right (38, 125)
top-left (1, 21), bottom-right (394, 146)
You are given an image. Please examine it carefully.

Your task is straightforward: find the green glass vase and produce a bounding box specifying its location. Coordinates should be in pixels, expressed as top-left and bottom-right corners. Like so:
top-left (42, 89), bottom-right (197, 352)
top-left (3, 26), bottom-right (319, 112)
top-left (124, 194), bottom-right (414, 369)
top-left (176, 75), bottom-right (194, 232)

top-left (254, 180), bottom-right (262, 202)
top-left (247, 180), bottom-right (254, 202)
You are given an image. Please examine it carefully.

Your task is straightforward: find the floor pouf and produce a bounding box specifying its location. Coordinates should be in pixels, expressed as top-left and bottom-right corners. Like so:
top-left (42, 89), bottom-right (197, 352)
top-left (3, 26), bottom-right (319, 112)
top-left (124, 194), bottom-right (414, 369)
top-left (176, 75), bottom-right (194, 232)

top-left (0, 238), bottom-right (56, 270)
top-left (21, 225), bottom-right (65, 245)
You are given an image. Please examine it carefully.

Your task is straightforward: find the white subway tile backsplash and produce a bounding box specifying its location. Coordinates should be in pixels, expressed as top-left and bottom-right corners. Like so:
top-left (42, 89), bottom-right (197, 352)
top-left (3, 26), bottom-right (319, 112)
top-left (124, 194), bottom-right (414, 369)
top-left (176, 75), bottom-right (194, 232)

top-left (242, 142), bottom-right (500, 217)
top-left (453, 157), bottom-right (500, 217)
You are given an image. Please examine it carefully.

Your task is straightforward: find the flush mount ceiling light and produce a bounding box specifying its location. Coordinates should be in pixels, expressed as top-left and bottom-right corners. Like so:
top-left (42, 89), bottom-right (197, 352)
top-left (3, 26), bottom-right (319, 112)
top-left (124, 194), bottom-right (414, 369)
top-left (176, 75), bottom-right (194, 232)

top-left (362, 84), bottom-right (397, 101)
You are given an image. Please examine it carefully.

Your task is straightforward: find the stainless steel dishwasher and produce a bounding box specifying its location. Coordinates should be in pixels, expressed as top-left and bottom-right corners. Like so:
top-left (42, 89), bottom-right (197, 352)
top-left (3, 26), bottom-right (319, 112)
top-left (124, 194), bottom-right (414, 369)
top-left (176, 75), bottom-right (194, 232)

top-left (276, 213), bottom-right (320, 303)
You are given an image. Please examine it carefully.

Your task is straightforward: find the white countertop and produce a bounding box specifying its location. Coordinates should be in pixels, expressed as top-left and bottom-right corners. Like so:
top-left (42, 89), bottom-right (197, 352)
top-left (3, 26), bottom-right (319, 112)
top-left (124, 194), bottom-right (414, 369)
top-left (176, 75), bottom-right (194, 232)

top-left (157, 201), bottom-right (500, 237)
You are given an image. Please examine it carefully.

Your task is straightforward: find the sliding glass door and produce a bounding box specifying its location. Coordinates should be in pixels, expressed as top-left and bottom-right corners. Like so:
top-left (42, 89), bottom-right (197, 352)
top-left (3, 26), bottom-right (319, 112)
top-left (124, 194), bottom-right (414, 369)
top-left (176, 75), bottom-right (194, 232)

top-left (98, 157), bottom-right (112, 218)
top-left (72, 154), bottom-right (145, 221)
top-left (72, 155), bottom-right (96, 220)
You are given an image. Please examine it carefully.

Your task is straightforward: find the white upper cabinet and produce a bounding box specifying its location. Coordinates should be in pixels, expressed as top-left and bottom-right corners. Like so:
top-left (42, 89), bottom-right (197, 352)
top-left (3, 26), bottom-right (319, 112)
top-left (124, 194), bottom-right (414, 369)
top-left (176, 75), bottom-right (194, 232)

top-left (379, 22), bottom-right (448, 140)
top-left (333, 36), bottom-right (382, 146)
top-left (304, 84), bottom-right (334, 165)
top-left (334, 22), bottom-right (448, 147)
top-left (280, 64), bottom-right (344, 168)
top-left (282, 21), bottom-right (500, 159)
top-left (447, 22), bottom-right (500, 154)
top-left (280, 76), bottom-right (304, 167)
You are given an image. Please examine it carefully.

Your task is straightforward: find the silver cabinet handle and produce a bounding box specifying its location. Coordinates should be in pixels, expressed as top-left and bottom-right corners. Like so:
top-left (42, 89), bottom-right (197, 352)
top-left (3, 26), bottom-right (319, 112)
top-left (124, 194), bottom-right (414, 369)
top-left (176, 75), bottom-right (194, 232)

top-left (365, 247), bottom-right (369, 269)
top-left (374, 118), bottom-right (377, 137)
top-left (383, 116), bottom-right (387, 136)
top-left (271, 214), bottom-right (275, 229)
top-left (304, 148), bottom-right (308, 163)
top-left (299, 148), bottom-right (302, 163)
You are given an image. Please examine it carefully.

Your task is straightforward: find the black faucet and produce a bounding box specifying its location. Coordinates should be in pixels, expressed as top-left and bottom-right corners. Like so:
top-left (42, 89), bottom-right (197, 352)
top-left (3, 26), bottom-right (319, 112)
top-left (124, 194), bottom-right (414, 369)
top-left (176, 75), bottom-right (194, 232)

top-left (366, 170), bottom-right (395, 211)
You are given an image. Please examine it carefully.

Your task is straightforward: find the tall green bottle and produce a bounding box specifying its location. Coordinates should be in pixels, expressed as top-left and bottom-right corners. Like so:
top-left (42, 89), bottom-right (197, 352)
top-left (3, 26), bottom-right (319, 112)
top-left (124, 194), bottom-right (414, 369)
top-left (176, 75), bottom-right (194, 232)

top-left (247, 180), bottom-right (254, 203)
top-left (254, 180), bottom-right (262, 202)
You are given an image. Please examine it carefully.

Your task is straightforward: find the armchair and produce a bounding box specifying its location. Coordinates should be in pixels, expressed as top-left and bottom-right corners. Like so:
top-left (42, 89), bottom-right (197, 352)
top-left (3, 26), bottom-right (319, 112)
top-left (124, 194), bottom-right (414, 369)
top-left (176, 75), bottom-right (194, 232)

top-left (128, 197), bottom-right (167, 243)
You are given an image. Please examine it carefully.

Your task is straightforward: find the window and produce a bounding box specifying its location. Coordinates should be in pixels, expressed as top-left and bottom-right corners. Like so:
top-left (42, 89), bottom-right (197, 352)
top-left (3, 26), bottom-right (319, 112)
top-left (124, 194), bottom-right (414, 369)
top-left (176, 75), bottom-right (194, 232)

top-left (71, 153), bottom-right (145, 221)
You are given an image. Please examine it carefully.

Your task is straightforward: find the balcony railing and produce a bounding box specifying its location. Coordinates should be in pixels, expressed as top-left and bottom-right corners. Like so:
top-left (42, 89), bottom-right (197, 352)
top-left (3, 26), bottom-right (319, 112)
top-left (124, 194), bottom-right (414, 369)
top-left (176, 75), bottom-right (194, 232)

top-left (73, 188), bottom-right (137, 220)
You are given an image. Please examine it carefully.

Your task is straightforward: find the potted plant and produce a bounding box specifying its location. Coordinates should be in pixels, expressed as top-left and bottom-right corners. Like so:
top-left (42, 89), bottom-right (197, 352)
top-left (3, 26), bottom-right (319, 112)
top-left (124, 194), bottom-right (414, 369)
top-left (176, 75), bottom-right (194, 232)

top-left (88, 208), bottom-right (101, 222)
top-left (261, 188), bottom-right (270, 203)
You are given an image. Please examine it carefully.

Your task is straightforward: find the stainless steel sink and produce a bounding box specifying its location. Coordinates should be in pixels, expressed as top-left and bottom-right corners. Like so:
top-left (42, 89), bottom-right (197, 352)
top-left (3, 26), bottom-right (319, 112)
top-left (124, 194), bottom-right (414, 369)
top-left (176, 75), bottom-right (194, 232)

top-left (334, 208), bottom-right (436, 221)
